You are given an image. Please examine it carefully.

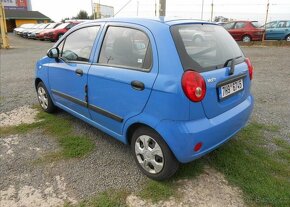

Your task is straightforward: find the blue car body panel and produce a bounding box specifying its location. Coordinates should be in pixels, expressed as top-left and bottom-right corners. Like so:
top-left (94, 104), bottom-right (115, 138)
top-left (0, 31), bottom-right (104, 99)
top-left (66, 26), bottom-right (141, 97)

top-left (35, 18), bottom-right (254, 163)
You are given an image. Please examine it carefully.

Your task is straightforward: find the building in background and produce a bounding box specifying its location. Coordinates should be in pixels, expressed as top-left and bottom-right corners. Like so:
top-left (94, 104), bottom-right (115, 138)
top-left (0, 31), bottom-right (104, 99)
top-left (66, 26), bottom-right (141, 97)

top-left (94, 3), bottom-right (114, 19)
top-left (1, 0), bottom-right (51, 32)
top-left (1, 0), bottom-right (32, 11)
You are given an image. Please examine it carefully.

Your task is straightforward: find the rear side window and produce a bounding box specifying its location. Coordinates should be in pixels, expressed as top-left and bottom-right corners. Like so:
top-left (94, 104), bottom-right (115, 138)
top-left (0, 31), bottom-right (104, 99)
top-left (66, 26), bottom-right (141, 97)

top-left (277, 21), bottom-right (287, 28)
top-left (60, 26), bottom-right (100, 62)
top-left (171, 24), bottom-right (244, 72)
top-left (98, 26), bottom-right (152, 71)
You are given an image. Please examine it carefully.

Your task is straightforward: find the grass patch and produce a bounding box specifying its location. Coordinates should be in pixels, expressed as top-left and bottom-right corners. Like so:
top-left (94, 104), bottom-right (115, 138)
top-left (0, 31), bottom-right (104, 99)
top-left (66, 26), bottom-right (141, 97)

top-left (207, 122), bottom-right (290, 207)
top-left (138, 180), bottom-right (175, 203)
top-left (0, 107), bottom-right (95, 160)
top-left (138, 159), bottom-right (204, 203)
top-left (67, 190), bottom-right (129, 207)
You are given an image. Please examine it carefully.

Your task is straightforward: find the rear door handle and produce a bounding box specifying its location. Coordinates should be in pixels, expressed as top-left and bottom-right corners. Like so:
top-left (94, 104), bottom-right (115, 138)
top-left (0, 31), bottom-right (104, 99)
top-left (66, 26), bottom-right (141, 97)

top-left (75, 69), bottom-right (83, 76)
top-left (131, 80), bottom-right (145, 91)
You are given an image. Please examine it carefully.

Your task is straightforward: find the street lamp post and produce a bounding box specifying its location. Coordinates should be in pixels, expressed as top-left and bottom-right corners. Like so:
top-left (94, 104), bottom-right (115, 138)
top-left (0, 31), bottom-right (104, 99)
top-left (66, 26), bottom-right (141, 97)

top-left (201, 0), bottom-right (204, 20)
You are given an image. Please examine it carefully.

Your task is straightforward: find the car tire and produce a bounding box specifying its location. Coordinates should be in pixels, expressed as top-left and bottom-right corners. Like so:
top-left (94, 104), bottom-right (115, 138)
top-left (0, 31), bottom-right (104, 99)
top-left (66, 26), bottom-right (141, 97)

top-left (242, 35), bottom-right (251, 43)
top-left (286, 35), bottom-right (290, 42)
top-left (36, 82), bottom-right (56, 113)
top-left (131, 126), bottom-right (179, 180)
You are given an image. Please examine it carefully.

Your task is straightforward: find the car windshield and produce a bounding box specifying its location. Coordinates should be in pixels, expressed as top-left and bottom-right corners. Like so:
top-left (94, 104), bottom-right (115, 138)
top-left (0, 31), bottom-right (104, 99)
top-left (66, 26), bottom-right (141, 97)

top-left (55, 23), bottom-right (69, 29)
top-left (39, 24), bottom-right (48, 29)
top-left (46, 23), bottom-right (58, 29)
top-left (171, 24), bottom-right (244, 72)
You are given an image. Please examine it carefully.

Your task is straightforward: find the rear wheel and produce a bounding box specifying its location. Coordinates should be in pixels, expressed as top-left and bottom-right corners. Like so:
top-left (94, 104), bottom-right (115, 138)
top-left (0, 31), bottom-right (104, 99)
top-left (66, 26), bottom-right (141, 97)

top-left (37, 82), bottom-right (56, 113)
top-left (286, 35), bottom-right (290, 42)
top-left (131, 127), bottom-right (179, 180)
top-left (242, 35), bottom-right (251, 43)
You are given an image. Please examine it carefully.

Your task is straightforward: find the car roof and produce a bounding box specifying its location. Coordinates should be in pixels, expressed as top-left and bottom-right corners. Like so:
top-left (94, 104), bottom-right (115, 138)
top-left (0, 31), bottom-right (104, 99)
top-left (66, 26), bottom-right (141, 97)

top-left (76, 17), bottom-right (216, 28)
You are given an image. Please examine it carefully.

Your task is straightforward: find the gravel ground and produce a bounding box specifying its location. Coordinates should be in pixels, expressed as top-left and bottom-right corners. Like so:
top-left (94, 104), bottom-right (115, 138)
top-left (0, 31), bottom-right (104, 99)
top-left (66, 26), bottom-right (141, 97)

top-left (127, 166), bottom-right (245, 207)
top-left (243, 46), bottom-right (290, 140)
top-left (0, 34), bottom-right (289, 206)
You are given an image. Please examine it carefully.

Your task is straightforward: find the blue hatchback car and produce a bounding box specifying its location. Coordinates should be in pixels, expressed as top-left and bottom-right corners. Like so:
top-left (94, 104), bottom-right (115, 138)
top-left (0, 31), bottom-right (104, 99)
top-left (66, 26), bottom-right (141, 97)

top-left (35, 18), bottom-right (254, 180)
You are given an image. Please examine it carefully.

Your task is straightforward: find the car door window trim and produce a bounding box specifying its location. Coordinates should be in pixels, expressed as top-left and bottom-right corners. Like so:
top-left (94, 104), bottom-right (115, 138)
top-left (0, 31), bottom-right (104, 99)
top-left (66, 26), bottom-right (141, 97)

top-left (96, 25), bottom-right (153, 72)
top-left (51, 89), bottom-right (123, 122)
top-left (57, 25), bottom-right (101, 64)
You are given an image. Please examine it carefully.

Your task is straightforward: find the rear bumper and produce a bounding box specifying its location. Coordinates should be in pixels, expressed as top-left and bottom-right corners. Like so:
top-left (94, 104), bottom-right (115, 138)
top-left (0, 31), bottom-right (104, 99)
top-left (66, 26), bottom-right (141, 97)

top-left (156, 95), bottom-right (254, 163)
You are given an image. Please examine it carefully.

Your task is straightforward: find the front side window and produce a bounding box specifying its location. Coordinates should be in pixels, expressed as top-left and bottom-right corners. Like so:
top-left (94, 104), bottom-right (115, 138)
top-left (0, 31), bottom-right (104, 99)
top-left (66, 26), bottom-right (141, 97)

top-left (234, 22), bottom-right (245, 29)
top-left (98, 26), bottom-right (152, 70)
top-left (60, 26), bottom-right (100, 62)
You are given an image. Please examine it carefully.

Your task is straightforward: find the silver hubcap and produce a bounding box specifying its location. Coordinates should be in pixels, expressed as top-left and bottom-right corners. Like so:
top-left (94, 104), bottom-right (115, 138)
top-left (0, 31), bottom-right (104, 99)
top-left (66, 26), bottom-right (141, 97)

top-left (286, 36), bottom-right (290, 42)
top-left (135, 135), bottom-right (164, 174)
top-left (37, 87), bottom-right (48, 110)
top-left (243, 36), bottom-right (251, 42)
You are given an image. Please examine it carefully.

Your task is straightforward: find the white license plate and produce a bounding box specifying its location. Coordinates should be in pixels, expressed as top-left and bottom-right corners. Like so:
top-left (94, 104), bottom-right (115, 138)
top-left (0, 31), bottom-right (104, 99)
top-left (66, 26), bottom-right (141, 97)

top-left (220, 79), bottom-right (244, 99)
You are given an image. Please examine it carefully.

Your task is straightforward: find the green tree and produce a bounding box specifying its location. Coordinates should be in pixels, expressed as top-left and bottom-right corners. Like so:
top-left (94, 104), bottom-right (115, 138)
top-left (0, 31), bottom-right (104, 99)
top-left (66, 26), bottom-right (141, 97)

top-left (75, 10), bottom-right (90, 19)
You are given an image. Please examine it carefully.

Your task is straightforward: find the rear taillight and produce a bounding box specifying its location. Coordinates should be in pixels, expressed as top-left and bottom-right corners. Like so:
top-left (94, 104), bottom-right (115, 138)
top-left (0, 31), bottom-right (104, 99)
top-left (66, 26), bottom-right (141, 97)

top-left (245, 58), bottom-right (253, 80)
top-left (181, 70), bottom-right (206, 102)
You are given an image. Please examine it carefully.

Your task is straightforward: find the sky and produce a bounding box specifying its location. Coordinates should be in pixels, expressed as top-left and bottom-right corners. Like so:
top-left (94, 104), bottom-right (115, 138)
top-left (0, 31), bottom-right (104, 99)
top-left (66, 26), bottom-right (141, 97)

top-left (31, 0), bottom-right (290, 24)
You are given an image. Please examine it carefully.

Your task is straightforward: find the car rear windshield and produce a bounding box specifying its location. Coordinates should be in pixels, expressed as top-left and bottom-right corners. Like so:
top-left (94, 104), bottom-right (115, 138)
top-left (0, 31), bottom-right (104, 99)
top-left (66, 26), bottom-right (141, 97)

top-left (170, 24), bottom-right (244, 72)
top-left (251, 22), bottom-right (261, 28)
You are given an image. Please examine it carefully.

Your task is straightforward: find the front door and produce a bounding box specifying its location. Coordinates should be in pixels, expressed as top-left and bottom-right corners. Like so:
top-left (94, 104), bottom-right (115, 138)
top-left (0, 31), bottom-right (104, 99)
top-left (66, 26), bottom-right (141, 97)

top-left (48, 26), bottom-right (100, 117)
top-left (87, 25), bottom-right (158, 135)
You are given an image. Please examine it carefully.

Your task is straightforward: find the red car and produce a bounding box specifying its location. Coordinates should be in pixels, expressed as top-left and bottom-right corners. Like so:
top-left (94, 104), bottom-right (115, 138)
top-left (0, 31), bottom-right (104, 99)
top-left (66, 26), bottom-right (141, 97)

top-left (43, 22), bottom-right (79, 42)
top-left (223, 21), bottom-right (264, 42)
top-left (36, 23), bottom-right (61, 40)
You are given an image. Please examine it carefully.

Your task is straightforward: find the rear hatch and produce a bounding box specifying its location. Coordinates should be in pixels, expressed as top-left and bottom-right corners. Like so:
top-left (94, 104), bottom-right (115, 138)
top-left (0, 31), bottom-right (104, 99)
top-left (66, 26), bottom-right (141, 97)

top-left (171, 23), bottom-right (251, 119)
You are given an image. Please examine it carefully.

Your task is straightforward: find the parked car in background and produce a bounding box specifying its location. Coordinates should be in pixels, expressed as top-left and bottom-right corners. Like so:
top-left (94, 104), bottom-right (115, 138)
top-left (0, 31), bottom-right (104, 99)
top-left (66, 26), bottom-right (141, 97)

top-left (44, 22), bottom-right (79, 42)
top-left (223, 21), bottom-right (264, 42)
top-left (35, 18), bottom-right (254, 180)
top-left (28, 23), bottom-right (49, 39)
top-left (21, 24), bottom-right (42, 38)
top-left (14, 24), bottom-right (35, 35)
top-left (36, 22), bottom-right (61, 40)
top-left (264, 20), bottom-right (290, 41)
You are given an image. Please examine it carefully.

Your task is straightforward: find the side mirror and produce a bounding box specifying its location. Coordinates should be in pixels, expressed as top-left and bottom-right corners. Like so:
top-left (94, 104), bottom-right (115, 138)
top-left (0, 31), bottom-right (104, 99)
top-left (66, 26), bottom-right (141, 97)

top-left (47, 48), bottom-right (59, 58)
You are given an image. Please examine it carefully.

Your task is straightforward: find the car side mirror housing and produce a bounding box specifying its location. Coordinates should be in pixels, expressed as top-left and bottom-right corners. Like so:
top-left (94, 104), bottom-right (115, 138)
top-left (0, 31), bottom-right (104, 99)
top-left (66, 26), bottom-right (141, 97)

top-left (47, 48), bottom-right (59, 58)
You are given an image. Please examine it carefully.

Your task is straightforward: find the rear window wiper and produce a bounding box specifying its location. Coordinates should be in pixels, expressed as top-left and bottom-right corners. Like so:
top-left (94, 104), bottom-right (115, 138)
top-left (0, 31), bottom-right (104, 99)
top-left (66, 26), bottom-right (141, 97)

top-left (224, 56), bottom-right (243, 67)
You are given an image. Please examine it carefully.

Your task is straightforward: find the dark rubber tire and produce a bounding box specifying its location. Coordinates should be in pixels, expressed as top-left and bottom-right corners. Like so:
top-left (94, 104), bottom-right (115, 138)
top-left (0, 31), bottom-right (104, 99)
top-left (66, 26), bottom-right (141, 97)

top-left (131, 126), bottom-right (179, 180)
top-left (36, 82), bottom-right (56, 113)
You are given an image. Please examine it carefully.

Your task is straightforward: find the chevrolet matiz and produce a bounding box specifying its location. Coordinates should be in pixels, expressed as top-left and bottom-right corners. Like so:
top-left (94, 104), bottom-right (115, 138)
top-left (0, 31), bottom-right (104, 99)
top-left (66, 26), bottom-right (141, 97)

top-left (35, 18), bottom-right (254, 180)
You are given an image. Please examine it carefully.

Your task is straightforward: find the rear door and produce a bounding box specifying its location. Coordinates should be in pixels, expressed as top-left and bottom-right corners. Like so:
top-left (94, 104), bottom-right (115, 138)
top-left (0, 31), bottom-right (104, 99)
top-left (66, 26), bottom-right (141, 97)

top-left (87, 24), bottom-right (158, 135)
top-left (48, 25), bottom-right (100, 117)
top-left (171, 24), bottom-right (251, 119)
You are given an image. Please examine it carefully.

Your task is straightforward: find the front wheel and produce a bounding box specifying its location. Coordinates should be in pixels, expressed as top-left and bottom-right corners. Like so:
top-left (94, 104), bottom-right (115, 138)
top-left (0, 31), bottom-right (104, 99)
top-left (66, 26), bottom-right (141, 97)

top-left (286, 35), bottom-right (290, 42)
top-left (242, 35), bottom-right (251, 43)
top-left (131, 127), bottom-right (179, 180)
top-left (37, 82), bottom-right (56, 113)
